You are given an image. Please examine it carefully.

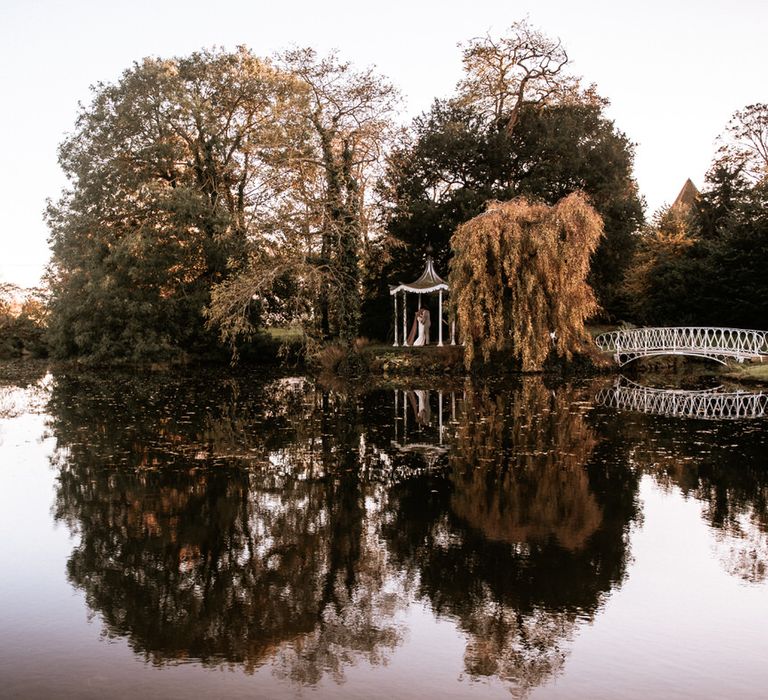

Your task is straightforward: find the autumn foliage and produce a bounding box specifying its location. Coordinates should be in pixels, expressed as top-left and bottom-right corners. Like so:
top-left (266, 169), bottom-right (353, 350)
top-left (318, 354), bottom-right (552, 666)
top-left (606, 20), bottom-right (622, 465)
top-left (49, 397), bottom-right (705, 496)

top-left (449, 193), bottom-right (603, 370)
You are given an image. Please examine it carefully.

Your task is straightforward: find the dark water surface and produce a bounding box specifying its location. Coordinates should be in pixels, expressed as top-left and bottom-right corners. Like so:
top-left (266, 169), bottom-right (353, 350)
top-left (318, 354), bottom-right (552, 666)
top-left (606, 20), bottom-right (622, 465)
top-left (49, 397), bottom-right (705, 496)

top-left (1, 369), bottom-right (767, 699)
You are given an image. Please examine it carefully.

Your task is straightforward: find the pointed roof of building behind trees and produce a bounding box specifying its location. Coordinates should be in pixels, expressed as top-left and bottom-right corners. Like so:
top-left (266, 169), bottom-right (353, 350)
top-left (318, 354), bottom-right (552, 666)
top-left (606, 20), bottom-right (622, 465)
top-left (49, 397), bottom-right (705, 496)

top-left (671, 178), bottom-right (700, 213)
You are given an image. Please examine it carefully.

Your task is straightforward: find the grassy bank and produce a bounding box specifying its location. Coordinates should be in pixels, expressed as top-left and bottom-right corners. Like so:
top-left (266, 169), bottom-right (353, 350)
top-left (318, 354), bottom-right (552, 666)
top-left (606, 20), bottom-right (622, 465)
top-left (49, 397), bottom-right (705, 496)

top-left (312, 341), bottom-right (466, 377)
top-left (723, 362), bottom-right (768, 385)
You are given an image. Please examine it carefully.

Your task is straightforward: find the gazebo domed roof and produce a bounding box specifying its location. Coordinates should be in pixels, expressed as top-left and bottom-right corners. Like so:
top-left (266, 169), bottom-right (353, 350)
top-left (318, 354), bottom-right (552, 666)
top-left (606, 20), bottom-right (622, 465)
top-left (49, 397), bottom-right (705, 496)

top-left (389, 257), bottom-right (448, 295)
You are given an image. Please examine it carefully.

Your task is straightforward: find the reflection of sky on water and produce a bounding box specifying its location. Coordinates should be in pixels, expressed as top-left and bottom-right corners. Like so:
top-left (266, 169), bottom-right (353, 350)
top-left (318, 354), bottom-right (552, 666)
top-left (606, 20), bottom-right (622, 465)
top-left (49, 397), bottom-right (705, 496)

top-left (0, 373), bottom-right (767, 699)
top-left (0, 375), bottom-right (51, 421)
top-left (555, 477), bottom-right (768, 700)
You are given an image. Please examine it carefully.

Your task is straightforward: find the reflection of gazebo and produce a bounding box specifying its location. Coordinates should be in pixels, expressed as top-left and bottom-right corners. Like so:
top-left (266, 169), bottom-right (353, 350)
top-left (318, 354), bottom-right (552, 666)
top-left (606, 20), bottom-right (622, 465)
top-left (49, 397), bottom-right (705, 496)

top-left (393, 388), bottom-right (459, 451)
top-left (389, 256), bottom-right (454, 347)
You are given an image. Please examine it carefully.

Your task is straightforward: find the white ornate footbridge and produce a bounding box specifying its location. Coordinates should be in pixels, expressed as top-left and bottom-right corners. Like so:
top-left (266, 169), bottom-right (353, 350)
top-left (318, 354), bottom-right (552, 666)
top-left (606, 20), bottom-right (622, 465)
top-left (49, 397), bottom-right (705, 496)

top-left (595, 377), bottom-right (768, 420)
top-left (594, 327), bottom-right (768, 366)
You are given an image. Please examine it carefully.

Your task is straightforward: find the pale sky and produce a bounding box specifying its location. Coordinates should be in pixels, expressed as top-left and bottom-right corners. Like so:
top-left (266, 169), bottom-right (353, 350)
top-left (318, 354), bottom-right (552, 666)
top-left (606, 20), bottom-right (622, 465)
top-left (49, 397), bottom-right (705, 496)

top-left (1, 0), bottom-right (766, 288)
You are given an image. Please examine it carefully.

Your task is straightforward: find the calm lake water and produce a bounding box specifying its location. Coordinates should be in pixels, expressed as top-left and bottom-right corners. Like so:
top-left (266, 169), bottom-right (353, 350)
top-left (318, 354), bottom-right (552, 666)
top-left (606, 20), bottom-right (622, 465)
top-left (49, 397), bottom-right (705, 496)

top-left (1, 368), bottom-right (768, 699)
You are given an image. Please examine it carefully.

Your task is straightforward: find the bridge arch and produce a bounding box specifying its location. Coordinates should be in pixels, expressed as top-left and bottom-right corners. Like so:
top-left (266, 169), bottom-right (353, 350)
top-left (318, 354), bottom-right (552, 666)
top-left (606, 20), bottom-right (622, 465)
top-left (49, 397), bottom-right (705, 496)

top-left (594, 327), bottom-right (768, 367)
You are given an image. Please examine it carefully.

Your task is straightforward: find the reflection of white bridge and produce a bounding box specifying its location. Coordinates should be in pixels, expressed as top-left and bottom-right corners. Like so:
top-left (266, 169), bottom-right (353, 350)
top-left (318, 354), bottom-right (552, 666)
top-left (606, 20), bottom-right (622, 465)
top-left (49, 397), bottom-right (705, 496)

top-left (594, 327), bottom-right (768, 366)
top-left (595, 377), bottom-right (768, 420)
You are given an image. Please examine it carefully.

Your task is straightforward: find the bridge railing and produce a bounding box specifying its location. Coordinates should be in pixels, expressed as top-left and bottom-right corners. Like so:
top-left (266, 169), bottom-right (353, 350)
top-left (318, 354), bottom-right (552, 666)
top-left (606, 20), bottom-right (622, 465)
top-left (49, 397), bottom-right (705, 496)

top-left (595, 377), bottom-right (768, 420)
top-left (594, 327), bottom-right (768, 362)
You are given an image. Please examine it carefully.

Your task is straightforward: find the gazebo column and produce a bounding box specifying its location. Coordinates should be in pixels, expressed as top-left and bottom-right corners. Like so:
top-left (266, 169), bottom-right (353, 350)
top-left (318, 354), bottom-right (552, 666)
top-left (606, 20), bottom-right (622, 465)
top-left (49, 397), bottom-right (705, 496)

top-left (392, 293), bottom-right (399, 347)
top-left (438, 390), bottom-right (444, 444)
top-left (438, 289), bottom-right (443, 346)
top-left (394, 389), bottom-right (398, 443)
top-left (403, 389), bottom-right (408, 439)
top-left (402, 290), bottom-right (408, 346)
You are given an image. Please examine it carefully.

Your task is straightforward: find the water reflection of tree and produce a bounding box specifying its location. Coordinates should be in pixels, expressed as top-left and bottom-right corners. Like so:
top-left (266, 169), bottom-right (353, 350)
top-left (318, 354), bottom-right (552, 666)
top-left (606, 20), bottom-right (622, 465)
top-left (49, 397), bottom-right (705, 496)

top-left (451, 381), bottom-right (602, 550)
top-left (47, 371), bottom-right (644, 695)
top-left (626, 416), bottom-right (768, 583)
top-left (384, 377), bottom-right (639, 696)
top-left (47, 372), bottom-right (321, 470)
top-left (49, 371), bottom-right (406, 680)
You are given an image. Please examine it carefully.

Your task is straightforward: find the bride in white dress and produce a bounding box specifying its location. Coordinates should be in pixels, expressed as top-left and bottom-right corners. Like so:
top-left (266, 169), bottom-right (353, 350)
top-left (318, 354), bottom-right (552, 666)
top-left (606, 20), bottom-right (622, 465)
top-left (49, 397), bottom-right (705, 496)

top-left (412, 308), bottom-right (430, 346)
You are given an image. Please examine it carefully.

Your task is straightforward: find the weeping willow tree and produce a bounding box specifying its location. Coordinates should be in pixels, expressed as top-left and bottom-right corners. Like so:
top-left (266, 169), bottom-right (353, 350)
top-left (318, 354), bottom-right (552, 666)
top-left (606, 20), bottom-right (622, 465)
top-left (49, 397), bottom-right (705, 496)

top-left (449, 192), bottom-right (603, 370)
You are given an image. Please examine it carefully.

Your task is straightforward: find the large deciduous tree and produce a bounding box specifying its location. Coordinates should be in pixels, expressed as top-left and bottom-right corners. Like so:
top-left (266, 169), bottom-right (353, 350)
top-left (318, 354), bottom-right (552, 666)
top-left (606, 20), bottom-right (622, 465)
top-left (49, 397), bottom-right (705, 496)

top-left (457, 19), bottom-right (577, 132)
top-left (370, 22), bottom-right (642, 335)
top-left (284, 49), bottom-right (397, 343)
top-left (207, 49), bottom-right (398, 350)
top-left (716, 103), bottom-right (768, 184)
top-left (47, 48), bottom-right (301, 361)
top-left (449, 193), bottom-right (603, 371)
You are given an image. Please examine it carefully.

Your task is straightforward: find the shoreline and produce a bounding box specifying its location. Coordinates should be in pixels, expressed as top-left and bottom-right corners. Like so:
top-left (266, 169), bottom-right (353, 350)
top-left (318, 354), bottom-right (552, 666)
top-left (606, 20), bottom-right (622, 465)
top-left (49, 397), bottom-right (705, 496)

top-left (3, 350), bottom-right (767, 389)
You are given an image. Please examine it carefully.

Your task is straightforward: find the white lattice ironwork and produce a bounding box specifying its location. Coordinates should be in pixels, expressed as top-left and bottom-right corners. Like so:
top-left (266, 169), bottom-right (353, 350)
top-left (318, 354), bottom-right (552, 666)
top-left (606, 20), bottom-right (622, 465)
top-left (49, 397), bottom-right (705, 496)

top-left (594, 327), bottom-right (768, 366)
top-left (595, 377), bottom-right (768, 420)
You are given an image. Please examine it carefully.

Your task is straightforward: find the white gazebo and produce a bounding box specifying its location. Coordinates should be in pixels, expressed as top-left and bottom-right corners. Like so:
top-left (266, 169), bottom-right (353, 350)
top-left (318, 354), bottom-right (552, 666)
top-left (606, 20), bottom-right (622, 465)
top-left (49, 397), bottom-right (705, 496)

top-left (389, 256), bottom-right (455, 347)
